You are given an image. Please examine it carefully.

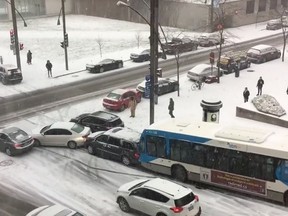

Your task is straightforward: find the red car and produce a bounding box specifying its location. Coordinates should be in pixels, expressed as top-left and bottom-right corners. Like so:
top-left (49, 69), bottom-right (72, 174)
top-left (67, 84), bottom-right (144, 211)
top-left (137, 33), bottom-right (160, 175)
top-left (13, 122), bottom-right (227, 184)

top-left (102, 88), bottom-right (141, 111)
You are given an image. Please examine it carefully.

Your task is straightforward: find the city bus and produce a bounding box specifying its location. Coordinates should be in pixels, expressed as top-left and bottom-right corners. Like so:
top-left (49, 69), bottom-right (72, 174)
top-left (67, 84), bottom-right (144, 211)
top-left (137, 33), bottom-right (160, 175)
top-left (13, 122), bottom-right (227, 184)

top-left (138, 119), bottom-right (288, 205)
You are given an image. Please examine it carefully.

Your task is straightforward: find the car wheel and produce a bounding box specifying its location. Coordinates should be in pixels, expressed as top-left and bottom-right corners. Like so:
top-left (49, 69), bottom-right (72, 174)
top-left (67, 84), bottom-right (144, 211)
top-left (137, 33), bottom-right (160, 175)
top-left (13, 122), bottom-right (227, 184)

top-left (118, 197), bottom-right (130, 212)
top-left (121, 155), bottom-right (131, 166)
top-left (87, 145), bottom-right (95, 155)
top-left (118, 62), bottom-right (123, 68)
top-left (174, 84), bottom-right (179, 91)
top-left (99, 67), bottom-right (104, 73)
top-left (208, 41), bottom-right (213, 46)
top-left (67, 141), bottom-right (77, 149)
top-left (277, 53), bottom-right (281, 58)
top-left (33, 139), bottom-right (41, 147)
top-left (284, 191), bottom-right (288, 206)
top-left (2, 79), bottom-right (8, 85)
top-left (5, 148), bottom-right (13, 156)
top-left (157, 213), bottom-right (167, 216)
top-left (172, 165), bottom-right (187, 182)
top-left (262, 58), bottom-right (266, 63)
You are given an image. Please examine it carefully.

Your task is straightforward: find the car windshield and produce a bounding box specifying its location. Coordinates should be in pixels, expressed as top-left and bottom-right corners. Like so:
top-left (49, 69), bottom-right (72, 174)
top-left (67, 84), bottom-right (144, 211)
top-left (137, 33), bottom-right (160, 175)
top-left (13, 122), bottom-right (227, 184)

top-left (174, 192), bottom-right (195, 207)
top-left (71, 123), bottom-right (85, 133)
top-left (107, 92), bottom-right (121, 100)
top-left (100, 59), bottom-right (113, 63)
top-left (248, 48), bottom-right (260, 55)
top-left (141, 50), bottom-right (149, 54)
top-left (40, 125), bottom-right (51, 133)
top-left (7, 128), bottom-right (29, 142)
top-left (128, 180), bottom-right (149, 191)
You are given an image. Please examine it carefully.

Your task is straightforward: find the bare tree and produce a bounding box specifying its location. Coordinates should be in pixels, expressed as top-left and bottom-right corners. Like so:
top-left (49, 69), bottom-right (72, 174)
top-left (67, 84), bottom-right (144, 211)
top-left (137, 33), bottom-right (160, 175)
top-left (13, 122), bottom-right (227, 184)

top-left (281, 9), bottom-right (288, 62)
top-left (96, 37), bottom-right (104, 58)
top-left (135, 32), bottom-right (142, 49)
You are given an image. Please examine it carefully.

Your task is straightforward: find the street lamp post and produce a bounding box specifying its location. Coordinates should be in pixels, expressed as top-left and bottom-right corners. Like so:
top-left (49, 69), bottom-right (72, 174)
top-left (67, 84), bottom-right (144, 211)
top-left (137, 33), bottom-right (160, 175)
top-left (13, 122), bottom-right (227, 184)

top-left (58, 0), bottom-right (69, 70)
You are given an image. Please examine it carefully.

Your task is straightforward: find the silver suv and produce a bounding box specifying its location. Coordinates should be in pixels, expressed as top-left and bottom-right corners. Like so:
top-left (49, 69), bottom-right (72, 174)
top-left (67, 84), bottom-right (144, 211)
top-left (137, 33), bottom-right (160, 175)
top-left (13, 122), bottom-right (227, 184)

top-left (117, 178), bottom-right (201, 216)
top-left (0, 64), bottom-right (23, 85)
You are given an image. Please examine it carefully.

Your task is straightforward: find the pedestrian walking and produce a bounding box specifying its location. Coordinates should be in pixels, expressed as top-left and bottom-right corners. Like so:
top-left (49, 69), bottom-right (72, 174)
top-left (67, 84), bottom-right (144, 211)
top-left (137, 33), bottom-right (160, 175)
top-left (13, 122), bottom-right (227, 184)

top-left (27, 50), bottom-right (32, 64)
top-left (46, 60), bottom-right (53, 78)
top-left (128, 96), bottom-right (137, 117)
top-left (256, 76), bottom-right (264, 96)
top-left (243, 87), bottom-right (250, 103)
top-left (168, 98), bottom-right (175, 118)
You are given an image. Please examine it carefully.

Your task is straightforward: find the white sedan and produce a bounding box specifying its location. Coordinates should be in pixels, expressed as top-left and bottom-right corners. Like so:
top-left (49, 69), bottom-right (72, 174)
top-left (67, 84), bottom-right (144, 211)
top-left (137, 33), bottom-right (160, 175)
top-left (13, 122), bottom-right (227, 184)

top-left (26, 204), bottom-right (84, 216)
top-left (32, 122), bottom-right (91, 149)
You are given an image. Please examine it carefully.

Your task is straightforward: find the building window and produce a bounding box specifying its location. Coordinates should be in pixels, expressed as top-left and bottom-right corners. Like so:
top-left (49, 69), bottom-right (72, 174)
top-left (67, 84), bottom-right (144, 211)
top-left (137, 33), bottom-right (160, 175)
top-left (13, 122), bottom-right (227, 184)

top-left (246, 0), bottom-right (255, 14)
top-left (270, 0), bottom-right (277, 9)
top-left (258, 0), bottom-right (267, 12)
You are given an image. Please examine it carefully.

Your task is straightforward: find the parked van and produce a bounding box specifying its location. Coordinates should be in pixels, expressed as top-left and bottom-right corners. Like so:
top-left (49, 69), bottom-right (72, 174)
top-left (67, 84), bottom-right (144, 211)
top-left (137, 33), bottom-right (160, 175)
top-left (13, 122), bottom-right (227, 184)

top-left (247, 44), bottom-right (281, 64)
top-left (187, 63), bottom-right (222, 82)
top-left (0, 64), bottom-right (23, 85)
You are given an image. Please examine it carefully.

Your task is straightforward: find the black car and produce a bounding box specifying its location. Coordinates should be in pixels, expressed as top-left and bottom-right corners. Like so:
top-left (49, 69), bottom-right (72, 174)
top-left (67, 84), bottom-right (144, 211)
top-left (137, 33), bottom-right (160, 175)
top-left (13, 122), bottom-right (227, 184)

top-left (0, 127), bottom-right (34, 156)
top-left (136, 77), bottom-right (179, 96)
top-left (70, 110), bottom-right (124, 133)
top-left (0, 64), bottom-right (23, 85)
top-left (86, 59), bottom-right (123, 73)
top-left (247, 44), bottom-right (281, 64)
top-left (130, 49), bottom-right (163, 62)
top-left (85, 127), bottom-right (140, 166)
top-left (163, 37), bottom-right (198, 55)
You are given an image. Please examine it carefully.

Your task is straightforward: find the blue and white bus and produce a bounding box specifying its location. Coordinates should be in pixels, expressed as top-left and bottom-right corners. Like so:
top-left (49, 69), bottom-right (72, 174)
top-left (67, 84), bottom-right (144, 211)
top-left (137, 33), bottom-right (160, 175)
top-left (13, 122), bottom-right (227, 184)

top-left (138, 119), bottom-right (288, 205)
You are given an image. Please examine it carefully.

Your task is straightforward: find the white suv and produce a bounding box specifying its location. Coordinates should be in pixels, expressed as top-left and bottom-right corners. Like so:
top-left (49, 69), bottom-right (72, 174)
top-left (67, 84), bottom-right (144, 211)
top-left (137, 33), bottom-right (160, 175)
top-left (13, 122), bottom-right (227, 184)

top-left (116, 178), bottom-right (201, 216)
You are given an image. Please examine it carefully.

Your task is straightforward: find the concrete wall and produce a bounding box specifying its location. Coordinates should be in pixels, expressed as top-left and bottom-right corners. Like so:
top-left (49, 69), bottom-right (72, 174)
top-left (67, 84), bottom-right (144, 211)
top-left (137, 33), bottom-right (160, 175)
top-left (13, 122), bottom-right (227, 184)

top-left (236, 106), bottom-right (288, 128)
top-left (45, 0), bottom-right (73, 15)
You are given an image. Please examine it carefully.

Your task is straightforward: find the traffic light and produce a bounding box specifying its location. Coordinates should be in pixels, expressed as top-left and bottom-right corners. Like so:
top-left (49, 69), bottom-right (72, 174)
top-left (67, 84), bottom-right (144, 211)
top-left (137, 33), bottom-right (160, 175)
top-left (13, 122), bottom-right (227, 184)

top-left (10, 29), bottom-right (15, 44)
top-left (60, 41), bottom-right (65, 48)
top-left (64, 33), bottom-right (69, 47)
top-left (19, 43), bottom-right (24, 51)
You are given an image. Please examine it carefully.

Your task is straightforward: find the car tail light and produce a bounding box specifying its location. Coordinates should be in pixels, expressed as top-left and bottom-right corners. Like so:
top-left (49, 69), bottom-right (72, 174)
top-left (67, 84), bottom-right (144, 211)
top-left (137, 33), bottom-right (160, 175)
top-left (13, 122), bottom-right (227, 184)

top-left (133, 152), bottom-right (140, 159)
top-left (170, 207), bottom-right (183, 213)
top-left (14, 143), bottom-right (22, 148)
top-left (194, 195), bottom-right (199, 202)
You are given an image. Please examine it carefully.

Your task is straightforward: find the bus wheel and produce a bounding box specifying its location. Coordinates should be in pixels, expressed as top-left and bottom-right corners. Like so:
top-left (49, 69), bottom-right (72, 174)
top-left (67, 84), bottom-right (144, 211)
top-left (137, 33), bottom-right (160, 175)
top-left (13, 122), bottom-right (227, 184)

top-left (284, 191), bottom-right (288, 206)
top-left (172, 165), bottom-right (187, 182)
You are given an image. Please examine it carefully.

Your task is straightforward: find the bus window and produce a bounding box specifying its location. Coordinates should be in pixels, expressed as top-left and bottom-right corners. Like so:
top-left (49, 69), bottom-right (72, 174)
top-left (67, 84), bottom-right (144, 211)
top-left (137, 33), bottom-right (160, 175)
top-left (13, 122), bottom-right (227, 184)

top-left (146, 135), bottom-right (166, 158)
top-left (206, 147), bottom-right (218, 168)
top-left (261, 157), bottom-right (275, 181)
top-left (170, 141), bottom-right (181, 161)
top-left (139, 137), bottom-right (145, 153)
top-left (216, 149), bottom-right (229, 172)
top-left (248, 155), bottom-right (262, 179)
top-left (190, 144), bottom-right (206, 166)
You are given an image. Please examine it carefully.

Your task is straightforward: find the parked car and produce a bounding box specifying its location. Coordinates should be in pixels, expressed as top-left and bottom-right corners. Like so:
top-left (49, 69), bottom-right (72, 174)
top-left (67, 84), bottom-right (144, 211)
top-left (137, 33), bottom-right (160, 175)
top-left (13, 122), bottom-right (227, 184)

top-left (26, 204), bottom-right (84, 216)
top-left (247, 44), bottom-right (281, 64)
top-left (198, 33), bottom-right (224, 47)
top-left (70, 110), bottom-right (124, 133)
top-left (86, 127), bottom-right (140, 166)
top-left (0, 64), bottom-right (23, 85)
top-left (130, 49), bottom-right (163, 62)
top-left (86, 58), bottom-right (123, 73)
top-left (116, 178), bottom-right (201, 216)
top-left (218, 50), bottom-right (251, 74)
top-left (103, 88), bottom-right (141, 111)
top-left (136, 77), bottom-right (179, 96)
top-left (266, 17), bottom-right (288, 30)
top-left (187, 63), bottom-right (223, 82)
top-left (0, 126), bottom-right (34, 156)
top-left (163, 37), bottom-right (198, 55)
top-left (204, 75), bottom-right (218, 84)
top-left (32, 122), bottom-right (91, 148)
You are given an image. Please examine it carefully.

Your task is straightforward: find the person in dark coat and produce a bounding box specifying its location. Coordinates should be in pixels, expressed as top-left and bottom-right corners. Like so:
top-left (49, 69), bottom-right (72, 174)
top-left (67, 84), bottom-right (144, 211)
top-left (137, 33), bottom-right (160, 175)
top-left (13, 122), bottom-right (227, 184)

top-left (168, 98), bottom-right (175, 118)
top-left (256, 76), bottom-right (264, 96)
top-left (46, 60), bottom-right (53, 78)
top-left (27, 50), bottom-right (32, 64)
top-left (243, 87), bottom-right (250, 103)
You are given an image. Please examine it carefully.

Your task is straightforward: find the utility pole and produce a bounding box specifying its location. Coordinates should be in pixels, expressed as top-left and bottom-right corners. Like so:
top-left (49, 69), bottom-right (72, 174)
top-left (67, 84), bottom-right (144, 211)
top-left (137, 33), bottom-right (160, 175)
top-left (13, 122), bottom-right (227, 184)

top-left (61, 0), bottom-right (69, 70)
top-left (10, 0), bottom-right (21, 71)
top-left (149, 0), bottom-right (159, 125)
top-left (210, 0), bottom-right (214, 32)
